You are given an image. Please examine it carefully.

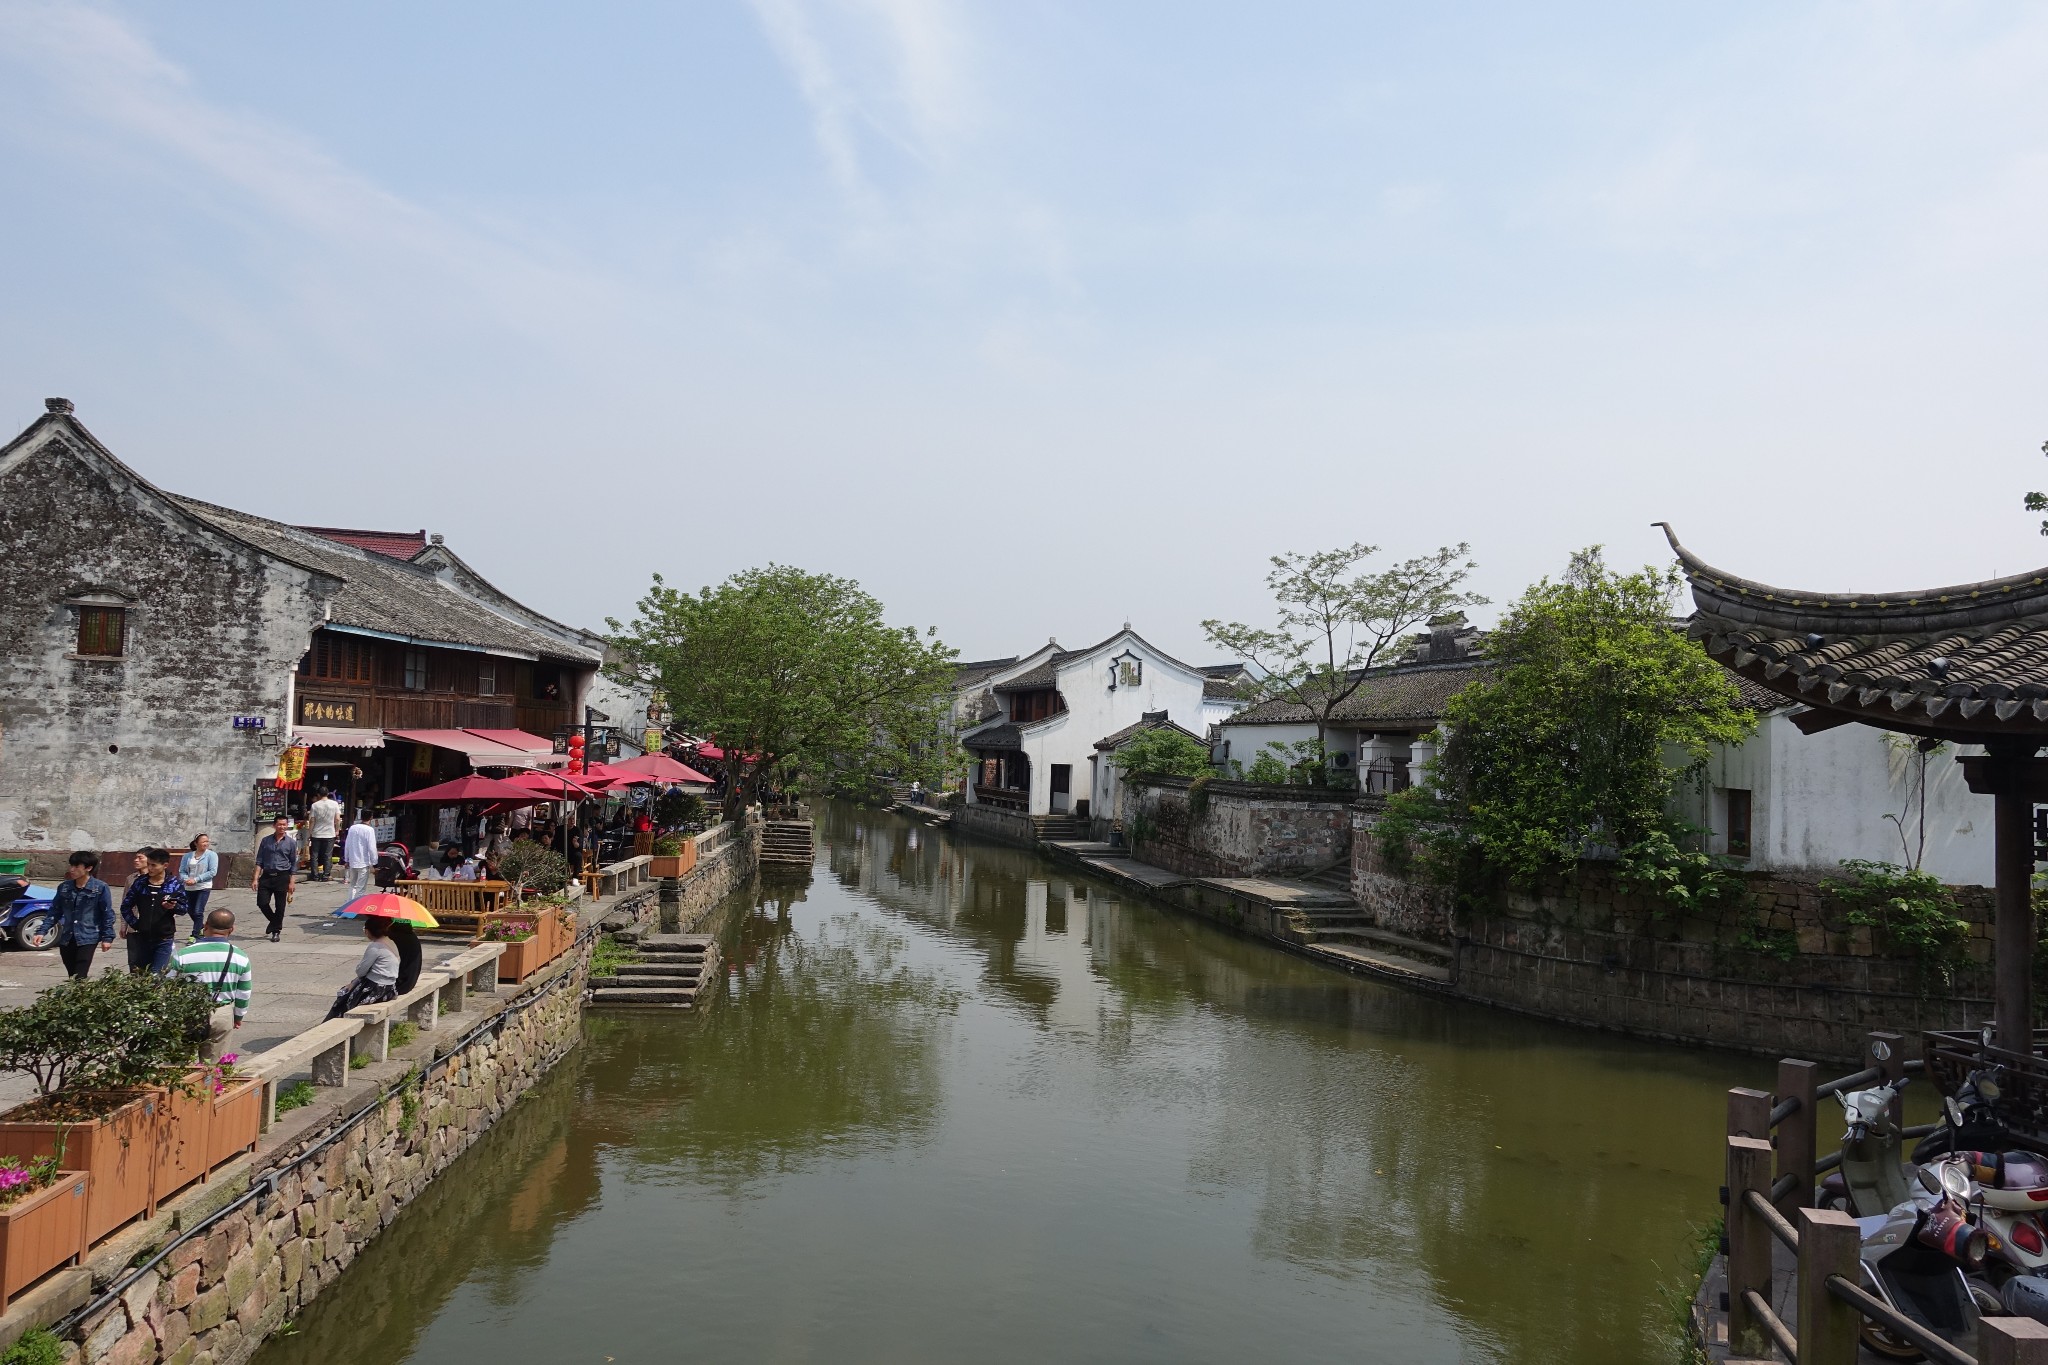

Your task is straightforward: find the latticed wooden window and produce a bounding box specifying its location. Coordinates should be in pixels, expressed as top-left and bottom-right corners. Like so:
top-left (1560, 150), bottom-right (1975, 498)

top-left (76, 606), bottom-right (125, 657)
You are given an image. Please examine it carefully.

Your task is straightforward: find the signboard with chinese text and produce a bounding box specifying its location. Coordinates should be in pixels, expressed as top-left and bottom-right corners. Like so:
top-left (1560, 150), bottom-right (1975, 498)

top-left (297, 696), bottom-right (359, 726)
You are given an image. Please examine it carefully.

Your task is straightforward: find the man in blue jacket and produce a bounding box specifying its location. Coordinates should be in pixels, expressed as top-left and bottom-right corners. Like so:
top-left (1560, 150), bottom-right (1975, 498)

top-left (51, 851), bottom-right (115, 979)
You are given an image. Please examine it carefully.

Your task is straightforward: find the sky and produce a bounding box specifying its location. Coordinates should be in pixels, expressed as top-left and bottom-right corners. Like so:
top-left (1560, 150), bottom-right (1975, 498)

top-left (2, 1), bottom-right (2046, 663)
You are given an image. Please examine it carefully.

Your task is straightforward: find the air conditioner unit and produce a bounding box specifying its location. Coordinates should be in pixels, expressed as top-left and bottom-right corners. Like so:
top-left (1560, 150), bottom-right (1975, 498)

top-left (1332, 752), bottom-right (1353, 768)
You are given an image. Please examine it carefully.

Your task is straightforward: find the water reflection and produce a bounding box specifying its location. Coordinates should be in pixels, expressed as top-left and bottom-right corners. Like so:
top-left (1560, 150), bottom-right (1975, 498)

top-left (258, 803), bottom-right (1764, 1365)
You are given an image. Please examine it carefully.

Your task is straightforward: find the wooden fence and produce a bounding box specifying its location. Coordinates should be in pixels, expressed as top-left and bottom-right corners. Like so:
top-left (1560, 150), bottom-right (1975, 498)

top-left (1720, 1031), bottom-right (2048, 1362)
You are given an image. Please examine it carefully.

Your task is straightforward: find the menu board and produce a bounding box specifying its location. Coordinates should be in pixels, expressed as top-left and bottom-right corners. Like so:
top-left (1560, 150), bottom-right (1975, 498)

top-left (252, 780), bottom-right (286, 824)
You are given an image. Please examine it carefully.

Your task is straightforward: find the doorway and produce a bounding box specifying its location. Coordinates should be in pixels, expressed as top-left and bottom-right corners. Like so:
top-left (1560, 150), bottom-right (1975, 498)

top-left (1050, 764), bottom-right (1071, 813)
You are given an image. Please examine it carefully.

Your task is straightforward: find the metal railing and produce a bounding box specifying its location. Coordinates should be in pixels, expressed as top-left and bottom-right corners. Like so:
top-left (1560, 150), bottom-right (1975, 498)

top-left (1718, 1029), bottom-right (2048, 1363)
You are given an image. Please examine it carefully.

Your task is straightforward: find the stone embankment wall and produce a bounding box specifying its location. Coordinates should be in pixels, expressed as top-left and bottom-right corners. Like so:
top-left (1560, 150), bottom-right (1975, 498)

top-left (1123, 777), bottom-right (1351, 878)
top-left (66, 943), bottom-right (588, 1365)
top-left (950, 803), bottom-right (1037, 850)
top-left (1350, 802), bottom-right (1994, 1063)
top-left (22, 829), bottom-right (760, 1365)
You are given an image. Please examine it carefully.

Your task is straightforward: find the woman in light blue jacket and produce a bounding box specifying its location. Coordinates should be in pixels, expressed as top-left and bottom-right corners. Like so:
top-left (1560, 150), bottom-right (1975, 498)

top-left (179, 834), bottom-right (218, 943)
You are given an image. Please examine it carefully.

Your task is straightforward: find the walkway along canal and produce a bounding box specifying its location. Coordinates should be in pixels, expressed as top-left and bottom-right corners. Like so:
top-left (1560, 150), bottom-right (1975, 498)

top-left (256, 802), bottom-right (1766, 1364)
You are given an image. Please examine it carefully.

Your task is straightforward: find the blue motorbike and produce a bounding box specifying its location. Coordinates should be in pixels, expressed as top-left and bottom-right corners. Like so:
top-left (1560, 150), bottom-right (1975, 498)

top-left (0, 875), bottom-right (59, 950)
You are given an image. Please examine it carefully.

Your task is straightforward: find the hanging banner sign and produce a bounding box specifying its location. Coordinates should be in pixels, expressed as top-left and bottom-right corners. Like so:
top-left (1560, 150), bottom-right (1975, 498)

top-left (275, 746), bottom-right (310, 791)
top-left (643, 727), bottom-right (662, 753)
top-left (411, 745), bottom-right (435, 776)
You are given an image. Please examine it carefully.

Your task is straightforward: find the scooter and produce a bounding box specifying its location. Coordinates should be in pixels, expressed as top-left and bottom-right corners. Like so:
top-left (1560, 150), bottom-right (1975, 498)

top-left (0, 876), bottom-right (58, 951)
top-left (1831, 1080), bottom-right (1988, 1358)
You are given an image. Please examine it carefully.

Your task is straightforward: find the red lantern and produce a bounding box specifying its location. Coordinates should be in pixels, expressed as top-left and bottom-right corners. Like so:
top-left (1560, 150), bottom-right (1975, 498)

top-left (567, 732), bottom-right (585, 774)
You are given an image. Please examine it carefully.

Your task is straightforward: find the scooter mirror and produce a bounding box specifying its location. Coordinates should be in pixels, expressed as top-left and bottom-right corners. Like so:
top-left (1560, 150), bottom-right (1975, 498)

top-left (1940, 1159), bottom-right (1972, 1201)
top-left (1947, 1096), bottom-right (1965, 1126)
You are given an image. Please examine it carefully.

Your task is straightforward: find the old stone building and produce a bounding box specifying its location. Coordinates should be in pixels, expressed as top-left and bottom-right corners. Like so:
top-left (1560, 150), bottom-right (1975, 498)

top-left (0, 400), bottom-right (600, 872)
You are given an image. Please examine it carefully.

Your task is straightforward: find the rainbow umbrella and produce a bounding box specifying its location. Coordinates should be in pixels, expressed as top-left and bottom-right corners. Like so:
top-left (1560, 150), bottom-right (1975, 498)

top-left (331, 892), bottom-right (439, 929)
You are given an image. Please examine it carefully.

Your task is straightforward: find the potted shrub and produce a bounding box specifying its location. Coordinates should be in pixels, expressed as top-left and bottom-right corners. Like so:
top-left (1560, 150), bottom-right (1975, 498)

top-left (0, 972), bottom-right (212, 1243)
top-left (500, 842), bottom-right (571, 904)
top-left (0, 1152), bottom-right (89, 1312)
top-left (649, 834), bottom-right (695, 879)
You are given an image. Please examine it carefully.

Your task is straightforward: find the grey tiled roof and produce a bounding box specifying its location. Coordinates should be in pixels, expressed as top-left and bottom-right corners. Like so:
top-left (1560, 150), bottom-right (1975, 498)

top-left (1203, 677), bottom-right (1244, 699)
top-left (174, 497), bottom-right (598, 662)
top-left (1665, 523), bottom-right (2048, 731)
top-left (953, 656), bottom-right (1019, 689)
top-left (962, 722), bottom-right (1022, 751)
top-left (1094, 713), bottom-right (1205, 751)
top-left (1226, 660), bottom-right (1488, 728)
top-left (993, 653), bottom-right (1076, 691)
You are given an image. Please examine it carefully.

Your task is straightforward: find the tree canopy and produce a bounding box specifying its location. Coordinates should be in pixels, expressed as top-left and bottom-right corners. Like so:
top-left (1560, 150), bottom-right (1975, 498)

top-left (609, 565), bottom-right (958, 814)
top-left (1405, 548), bottom-right (1755, 889)
top-left (1202, 542), bottom-right (1487, 758)
top-left (1109, 726), bottom-right (1214, 780)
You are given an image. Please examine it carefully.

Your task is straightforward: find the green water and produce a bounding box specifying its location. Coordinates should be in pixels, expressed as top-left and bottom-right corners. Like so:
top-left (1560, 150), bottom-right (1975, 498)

top-left (255, 802), bottom-right (1766, 1364)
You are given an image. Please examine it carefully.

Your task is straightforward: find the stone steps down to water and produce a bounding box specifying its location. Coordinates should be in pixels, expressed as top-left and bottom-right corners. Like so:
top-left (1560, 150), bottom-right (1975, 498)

top-left (589, 933), bottom-right (720, 1011)
top-left (761, 820), bottom-right (815, 866)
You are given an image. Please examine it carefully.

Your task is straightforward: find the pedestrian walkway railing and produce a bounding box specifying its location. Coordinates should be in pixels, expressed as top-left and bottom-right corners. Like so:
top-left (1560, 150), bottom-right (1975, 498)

top-left (1719, 1031), bottom-right (2048, 1362)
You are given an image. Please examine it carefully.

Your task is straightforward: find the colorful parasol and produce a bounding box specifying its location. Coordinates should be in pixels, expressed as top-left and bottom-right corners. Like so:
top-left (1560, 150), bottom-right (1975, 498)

top-left (331, 892), bottom-right (439, 928)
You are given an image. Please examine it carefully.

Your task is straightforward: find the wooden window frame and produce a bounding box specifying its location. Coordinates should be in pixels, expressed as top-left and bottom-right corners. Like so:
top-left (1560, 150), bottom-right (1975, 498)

top-left (1725, 788), bottom-right (1753, 859)
top-left (76, 605), bottom-right (126, 658)
top-left (403, 649), bottom-right (428, 692)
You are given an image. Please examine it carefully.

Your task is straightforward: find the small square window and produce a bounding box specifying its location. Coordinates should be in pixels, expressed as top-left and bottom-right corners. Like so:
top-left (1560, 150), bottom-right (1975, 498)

top-left (479, 662), bottom-right (497, 696)
top-left (77, 606), bottom-right (125, 657)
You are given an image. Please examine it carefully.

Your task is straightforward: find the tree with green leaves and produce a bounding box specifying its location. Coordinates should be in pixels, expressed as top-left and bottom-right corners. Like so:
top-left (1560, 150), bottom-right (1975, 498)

top-left (609, 565), bottom-right (959, 819)
top-left (1202, 543), bottom-right (1487, 760)
top-left (1108, 727), bottom-right (1213, 780)
top-left (1403, 548), bottom-right (1755, 896)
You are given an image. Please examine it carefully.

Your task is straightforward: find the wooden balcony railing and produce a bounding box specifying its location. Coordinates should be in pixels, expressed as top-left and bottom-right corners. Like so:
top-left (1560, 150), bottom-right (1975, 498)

top-left (974, 785), bottom-right (1028, 812)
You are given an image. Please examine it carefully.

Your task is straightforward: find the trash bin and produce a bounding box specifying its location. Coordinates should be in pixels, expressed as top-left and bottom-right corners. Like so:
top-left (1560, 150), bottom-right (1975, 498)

top-left (0, 859), bottom-right (27, 878)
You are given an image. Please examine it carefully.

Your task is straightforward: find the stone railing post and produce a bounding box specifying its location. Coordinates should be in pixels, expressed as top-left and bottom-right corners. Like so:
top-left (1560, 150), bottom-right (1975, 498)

top-left (658, 877), bottom-right (680, 934)
top-left (1982, 1316), bottom-right (2048, 1363)
top-left (1725, 1135), bottom-right (1774, 1358)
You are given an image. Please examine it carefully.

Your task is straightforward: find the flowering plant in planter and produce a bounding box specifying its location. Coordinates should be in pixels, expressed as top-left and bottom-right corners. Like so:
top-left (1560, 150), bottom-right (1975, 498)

top-left (0, 1152), bottom-right (63, 1208)
top-left (482, 919), bottom-right (538, 943)
top-left (199, 1053), bottom-right (240, 1095)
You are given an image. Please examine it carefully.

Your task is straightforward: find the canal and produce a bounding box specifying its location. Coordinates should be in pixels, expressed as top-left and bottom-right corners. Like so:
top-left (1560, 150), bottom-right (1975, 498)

top-left (256, 802), bottom-right (1763, 1364)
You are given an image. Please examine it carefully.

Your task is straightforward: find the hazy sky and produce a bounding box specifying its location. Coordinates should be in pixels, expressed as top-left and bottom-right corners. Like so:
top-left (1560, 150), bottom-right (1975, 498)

top-left (3, 2), bottom-right (2045, 662)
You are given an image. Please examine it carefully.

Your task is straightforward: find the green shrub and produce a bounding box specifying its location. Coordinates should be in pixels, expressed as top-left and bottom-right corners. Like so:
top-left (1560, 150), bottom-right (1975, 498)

top-left (1821, 859), bottom-right (1970, 969)
top-left (1245, 749), bottom-right (1291, 785)
top-left (389, 1021), bottom-right (417, 1048)
top-left (274, 1081), bottom-right (316, 1114)
top-left (2, 1329), bottom-right (63, 1365)
top-left (652, 834), bottom-right (684, 857)
top-left (1110, 728), bottom-right (1213, 781)
top-left (0, 970), bottom-right (212, 1100)
top-left (655, 789), bottom-right (708, 828)
top-left (500, 841), bottom-right (571, 896)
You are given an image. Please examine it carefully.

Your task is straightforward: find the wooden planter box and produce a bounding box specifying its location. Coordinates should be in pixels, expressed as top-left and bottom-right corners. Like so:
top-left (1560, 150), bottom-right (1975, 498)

top-left (206, 1080), bottom-right (261, 1171)
top-left (151, 1081), bottom-right (210, 1208)
top-left (489, 905), bottom-right (562, 984)
top-left (649, 845), bottom-right (695, 878)
top-left (0, 1172), bottom-right (89, 1312)
top-left (0, 1093), bottom-right (157, 1244)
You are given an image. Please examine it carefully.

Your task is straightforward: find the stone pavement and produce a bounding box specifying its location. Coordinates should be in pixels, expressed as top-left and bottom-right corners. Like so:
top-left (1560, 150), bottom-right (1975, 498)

top-left (0, 876), bottom-right (477, 1109)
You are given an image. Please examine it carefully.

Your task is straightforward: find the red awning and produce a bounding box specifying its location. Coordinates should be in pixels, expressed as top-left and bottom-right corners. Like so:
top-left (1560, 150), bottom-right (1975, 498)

top-left (462, 729), bottom-right (555, 753)
top-left (387, 729), bottom-right (556, 766)
top-left (612, 753), bottom-right (715, 785)
top-left (389, 775), bottom-right (544, 804)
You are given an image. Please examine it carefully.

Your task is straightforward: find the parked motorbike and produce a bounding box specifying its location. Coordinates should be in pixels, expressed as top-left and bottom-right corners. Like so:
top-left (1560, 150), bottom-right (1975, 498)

top-left (1829, 1080), bottom-right (1988, 1358)
top-left (0, 876), bottom-right (57, 951)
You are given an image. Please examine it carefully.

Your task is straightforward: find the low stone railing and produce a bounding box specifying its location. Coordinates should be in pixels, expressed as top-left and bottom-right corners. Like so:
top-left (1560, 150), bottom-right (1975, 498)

top-left (237, 942), bottom-right (507, 1131)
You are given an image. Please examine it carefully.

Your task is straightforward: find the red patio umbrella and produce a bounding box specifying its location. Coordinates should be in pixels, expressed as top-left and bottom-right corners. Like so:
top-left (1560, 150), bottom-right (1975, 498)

top-left (612, 753), bottom-right (715, 785)
top-left (505, 769), bottom-right (604, 800)
top-left (389, 774), bottom-right (544, 804)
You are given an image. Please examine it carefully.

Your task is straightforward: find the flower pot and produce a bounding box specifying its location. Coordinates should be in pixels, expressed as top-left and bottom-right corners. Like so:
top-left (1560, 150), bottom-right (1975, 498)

top-left (206, 1080), bottom-right (260, 1171)
top-left (495, 935), bottom-right (543, 983)
top-left (0, 1093), bottom-right (156, 1244)
top-left (0, 1171), bottom-right (89, 1312)
top-left (151, 1079), bottom-right (210, 1207)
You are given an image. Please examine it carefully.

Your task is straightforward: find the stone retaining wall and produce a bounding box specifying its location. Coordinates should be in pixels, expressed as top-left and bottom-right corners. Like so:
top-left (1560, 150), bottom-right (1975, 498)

top-left (1348, 802), bottom-right (1995, 1062)
top-left (7, 824), bottom-right (762, 1365)
top-left (1123, 777), bottom-right (1352, 879)
top-left (950, 804), bottom-right (1037, 850)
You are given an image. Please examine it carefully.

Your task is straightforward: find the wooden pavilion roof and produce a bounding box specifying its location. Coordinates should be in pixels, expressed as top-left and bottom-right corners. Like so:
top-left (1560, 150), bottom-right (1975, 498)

top-left (1662, 523), bottom-right (2048, 740)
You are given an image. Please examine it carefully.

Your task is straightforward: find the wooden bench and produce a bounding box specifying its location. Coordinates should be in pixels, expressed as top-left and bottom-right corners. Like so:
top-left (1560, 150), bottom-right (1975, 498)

top-left (397, 879), bottom-right (511, 936)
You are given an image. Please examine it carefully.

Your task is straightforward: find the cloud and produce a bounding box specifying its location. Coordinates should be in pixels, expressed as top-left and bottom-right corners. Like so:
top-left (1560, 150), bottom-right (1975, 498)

top-left (0, 0), bottom-right (615, 344)
top-left (744, 0), bottom-right (976, 201)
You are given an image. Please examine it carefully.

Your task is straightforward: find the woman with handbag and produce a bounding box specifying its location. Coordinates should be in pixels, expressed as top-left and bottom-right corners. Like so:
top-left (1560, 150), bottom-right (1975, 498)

top-left (178, 834), bottom-right (218, 943)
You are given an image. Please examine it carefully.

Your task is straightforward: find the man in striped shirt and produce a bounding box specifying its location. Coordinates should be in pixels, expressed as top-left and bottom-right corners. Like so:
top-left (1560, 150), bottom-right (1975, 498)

top-left (171, 909), bottom-right (253, 1061)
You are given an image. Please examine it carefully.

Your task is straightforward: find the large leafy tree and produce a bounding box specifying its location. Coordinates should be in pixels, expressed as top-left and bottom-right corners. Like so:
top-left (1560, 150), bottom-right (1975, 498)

top-left (1202, 543), bottom-right (1487, 756)
top-left (609, 565), bottom-right (958, 817)
top-left (1416, 548), bottom-right (1755, 887)
top-left (1109, 727), bottom-right (1214, 780)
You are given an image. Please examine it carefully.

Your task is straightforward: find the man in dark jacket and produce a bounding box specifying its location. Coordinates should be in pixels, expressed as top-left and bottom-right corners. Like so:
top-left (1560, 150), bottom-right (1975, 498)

top-left (51, 850), bottom-right (115, 979)
top-left (119, 846), bottom-right (186, 973)
top-left (250, 815), bottom-right (298, 942)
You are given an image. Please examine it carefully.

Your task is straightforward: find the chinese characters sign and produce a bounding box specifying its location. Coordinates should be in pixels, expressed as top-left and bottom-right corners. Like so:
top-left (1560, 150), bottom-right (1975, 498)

top-left (297, 696), bottom-right (359, 725)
